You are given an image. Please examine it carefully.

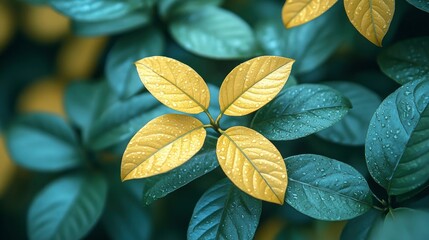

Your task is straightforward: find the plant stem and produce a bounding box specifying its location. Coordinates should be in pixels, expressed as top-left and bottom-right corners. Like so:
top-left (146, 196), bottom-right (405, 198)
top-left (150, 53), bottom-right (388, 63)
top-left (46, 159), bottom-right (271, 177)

top-left (204, 110), bottom-right (216, 126)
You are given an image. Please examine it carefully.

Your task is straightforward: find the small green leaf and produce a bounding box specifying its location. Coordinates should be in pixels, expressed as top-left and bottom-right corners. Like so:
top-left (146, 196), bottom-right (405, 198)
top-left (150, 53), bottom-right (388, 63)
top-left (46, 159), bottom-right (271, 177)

top-left (371, 208), bottom-right (429, 239)
top-left (71, 10), bottom-right (151, 36)
top-left (285, 154), bottom-right (373, 220)
top-left (316, 82), bottom-right (381, 145)
top-left (406, 0), bottom-right (429, 13)
top-left (366, 79), bottom-right (429, 195)
top-left (251, 84), bottom-right (351, 141)
top-left (86, 92), bottom-right (173, 150)
top-left (106, 27), bottom-right (164, 99)
top-left (159, 0), bottom-right (224, 19)
top-left (340, 209), bottom-right (384, 240)
top-left (141, 136), bottom-right (218, 205)
top-left (50, 0), bottom-right (149, 22)
top-left (378, 37), bottom-right (429, 85)
top-left (6, 113), bottom-right (83, 172)
top-left (188, 179), bottom-right (261, 240)
top-left (256, 6), bottom-right (346, 74)
top-left (169, 6), bottom-right (260, 59)
top-left (28, 173), bottom-right (108, 240)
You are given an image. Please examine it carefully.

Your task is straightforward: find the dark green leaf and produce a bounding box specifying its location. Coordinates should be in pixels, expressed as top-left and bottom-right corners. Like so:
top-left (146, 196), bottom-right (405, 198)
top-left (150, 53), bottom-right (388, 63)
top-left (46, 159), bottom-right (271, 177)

top-left (316, 82), bottom-right (381, 145)
top-left (159, 0), bottom-right (223, 19)
top-left (285, 154), bottom-right (373, 220)
top-left (142, 136), bottom-right (218, 204)
top-left (366, 79), bottom-right (429, 195)
top-left (255, 6), bottom-right (346, 74)
top-left (188, 178), bottom-right (261, 240)
top-left (86, 92), bottom-right (173, 150)
top-left (106, 27), bottom-right (164, 99)
top-left (340, 209), bottom-right (384, 240)
top-left (371, 208), bottom-right (429, 240)
top-left (169, 6), bottom-right (260, 59)
top-left (28, 172), bottom-right (108, 240)
top-left (71, 10), bottom-right (151, 36)
top-left (251, 84), bottom-right (351, 140)
top-left (378, 37), bottom-right (429, 85)
top-left (49, 0), bottom-right (149, 22)
top-left (6, 113), bottom-right (83, 172)
top-left (102, 180), bottom-right (151, 240)
top-left (406, 0), bottom-right (429, 13)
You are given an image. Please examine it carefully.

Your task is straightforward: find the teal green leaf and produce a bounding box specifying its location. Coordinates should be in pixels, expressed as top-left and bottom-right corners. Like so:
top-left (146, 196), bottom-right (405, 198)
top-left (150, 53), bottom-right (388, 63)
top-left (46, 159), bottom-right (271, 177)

top-left (6, 113), bottom-right (83, 172)
top-left (341, 209), bottom-right (384, 240)
top-left (28, 173), bottom-right (108, 240)
top-left (316, 82), bottom-right (381, 145)
top-left (285, 154), bottom-right (373, 220)
top-left (378, 37), bottom-right (429, 85)
top-left (106, 27), bottom-right (165, 99)
top-left (71, 10), bottom-right (151, 36)
top-left (255, 6), bottom-right (346, 74)
top-left (251, 84), bottom-right (351, 141)
top-left (371, 208), bottom-right (429, 240)
top-left (49, 0), bottom-right (150, 22)
top-left (406, 0), bottom-right (429, 13)
top-left (86, 92), bottom-right (173, 150)
top-left (102, 181), bottom-right (151, 240)
top-left (366, 79), bottom-right (429, 195)
top-left (169, 6), bottom-right (260, 59)
top-left (142, 137), bottom-right (218, 204)
top-left (159, 0), bottom-right (224, 19)
top-left (188, 179), bottom-right (261, 240)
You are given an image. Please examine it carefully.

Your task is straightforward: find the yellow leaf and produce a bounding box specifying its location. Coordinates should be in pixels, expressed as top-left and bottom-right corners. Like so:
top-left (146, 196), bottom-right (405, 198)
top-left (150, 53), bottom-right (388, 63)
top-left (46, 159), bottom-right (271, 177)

top-left (0, 134), bottom-right (16, 197)
top-left (344, 0), bottom-right (395, 46)
top-left (121, 114), bottom-right (206, 180)
top-left (216, 126), bottom-right (287, 204)
top-left (282, 0), bottom-right (338, 28)
top-left (135, 56), bottom-right (210, 114)
top-left (219, 56), bottom-right (294, 116)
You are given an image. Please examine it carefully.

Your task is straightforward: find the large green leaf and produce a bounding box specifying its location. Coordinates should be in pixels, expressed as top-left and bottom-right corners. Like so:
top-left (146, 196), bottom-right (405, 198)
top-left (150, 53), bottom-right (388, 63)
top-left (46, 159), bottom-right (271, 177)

top-left (251, 84), bottom-right (351, 141)
top-left (188, 179), bottom-right (261, 240)
top-left (371, 208), bottom-right (429, 240)
top-left (49, 0), bottom-right (150, 22)
top-left (406, 0), bottom-right (429, 13)
top-left (255, 5), bottom-right (346, 74)
top-left (141, 136), bottom-right (218, 205)
top-left (106, 27), bottom-right (164, 99)
top-left (28, 173), bottom-right (108, 240)
top-left (6, 113), bottom-right (83, 172)
top-left (340, 209), bottom-right (384, 240)
top-left (71, 10), bottom-right (151, 36)
top-left (86, 92), bottom-right (173, 150)
top-left (159, 0), bottom-right (224, 19)
top-left (169, 6), bottom-right (260, 59)
top-left (316, 82), bottom-right (381, 145)
top-left (285, 154), bottom-right (373, 220)
top-left (378, 37), bottom-right (429, 85)
top-left (366, 79), bottom-right (429, 195)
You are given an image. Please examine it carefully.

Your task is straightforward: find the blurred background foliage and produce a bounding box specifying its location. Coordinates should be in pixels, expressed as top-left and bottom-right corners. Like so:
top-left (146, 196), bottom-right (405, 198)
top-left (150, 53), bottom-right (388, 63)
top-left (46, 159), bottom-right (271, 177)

top-left (0, 0), bottom-right (428, 239)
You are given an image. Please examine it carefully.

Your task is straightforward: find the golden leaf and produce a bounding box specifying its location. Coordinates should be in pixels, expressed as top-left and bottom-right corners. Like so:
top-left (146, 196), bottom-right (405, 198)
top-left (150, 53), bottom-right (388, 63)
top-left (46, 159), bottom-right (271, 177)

top-left (216, 126), bottom-right (287, 204)
top-left (344, 0), bottom-right (395, 46)
top-left (219, 56), bottom-right (294, 116)
top-left (0, 135), bottom-right (16, 197)
top-left (121, 114), bottom-right (206, 180)
top-left (135, 56), bottom-right (210, 114)
top-left (282, 0), bottom-right (338, 28)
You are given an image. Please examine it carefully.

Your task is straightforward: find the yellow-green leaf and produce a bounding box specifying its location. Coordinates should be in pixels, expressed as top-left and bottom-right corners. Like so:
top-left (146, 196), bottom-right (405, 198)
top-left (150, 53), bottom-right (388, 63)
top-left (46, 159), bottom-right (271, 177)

top-left (344, 0), bottom-right (395, 46)
top-left (282, 0), bottom-right (338, 28)
top-left (219, 56), bottom-right (294, 116)
top-left (135, 56), bottom-right (210, 114)
top-left (121, 114), bottom-right (206, 180)
top-left (216, 126), bottom-right (287, 204)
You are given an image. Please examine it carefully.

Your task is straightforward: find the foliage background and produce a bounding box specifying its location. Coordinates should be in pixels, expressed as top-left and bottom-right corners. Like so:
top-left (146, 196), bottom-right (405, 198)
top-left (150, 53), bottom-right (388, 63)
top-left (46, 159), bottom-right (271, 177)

top-left (0, 0), bottom-right (429, 239)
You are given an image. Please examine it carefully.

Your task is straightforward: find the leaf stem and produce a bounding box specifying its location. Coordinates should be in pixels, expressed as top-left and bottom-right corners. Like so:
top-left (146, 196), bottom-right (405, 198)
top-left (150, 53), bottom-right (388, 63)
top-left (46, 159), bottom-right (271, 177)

top-left (372, 192), bottom-right (384, 205)
top-left (215, 113), bottom-right (223, 127)
top-left (204, 110), bottom-right (216, 126)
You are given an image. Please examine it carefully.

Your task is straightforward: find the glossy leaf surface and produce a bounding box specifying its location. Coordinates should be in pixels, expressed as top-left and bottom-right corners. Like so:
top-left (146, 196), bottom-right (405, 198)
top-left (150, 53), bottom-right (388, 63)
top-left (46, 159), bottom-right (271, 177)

top-left (282, 0), bottom-right (338, 28)
top-left (217, 126), bottom-right (287, 204)
top-left (122, 114), bottom-right (206, 180)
